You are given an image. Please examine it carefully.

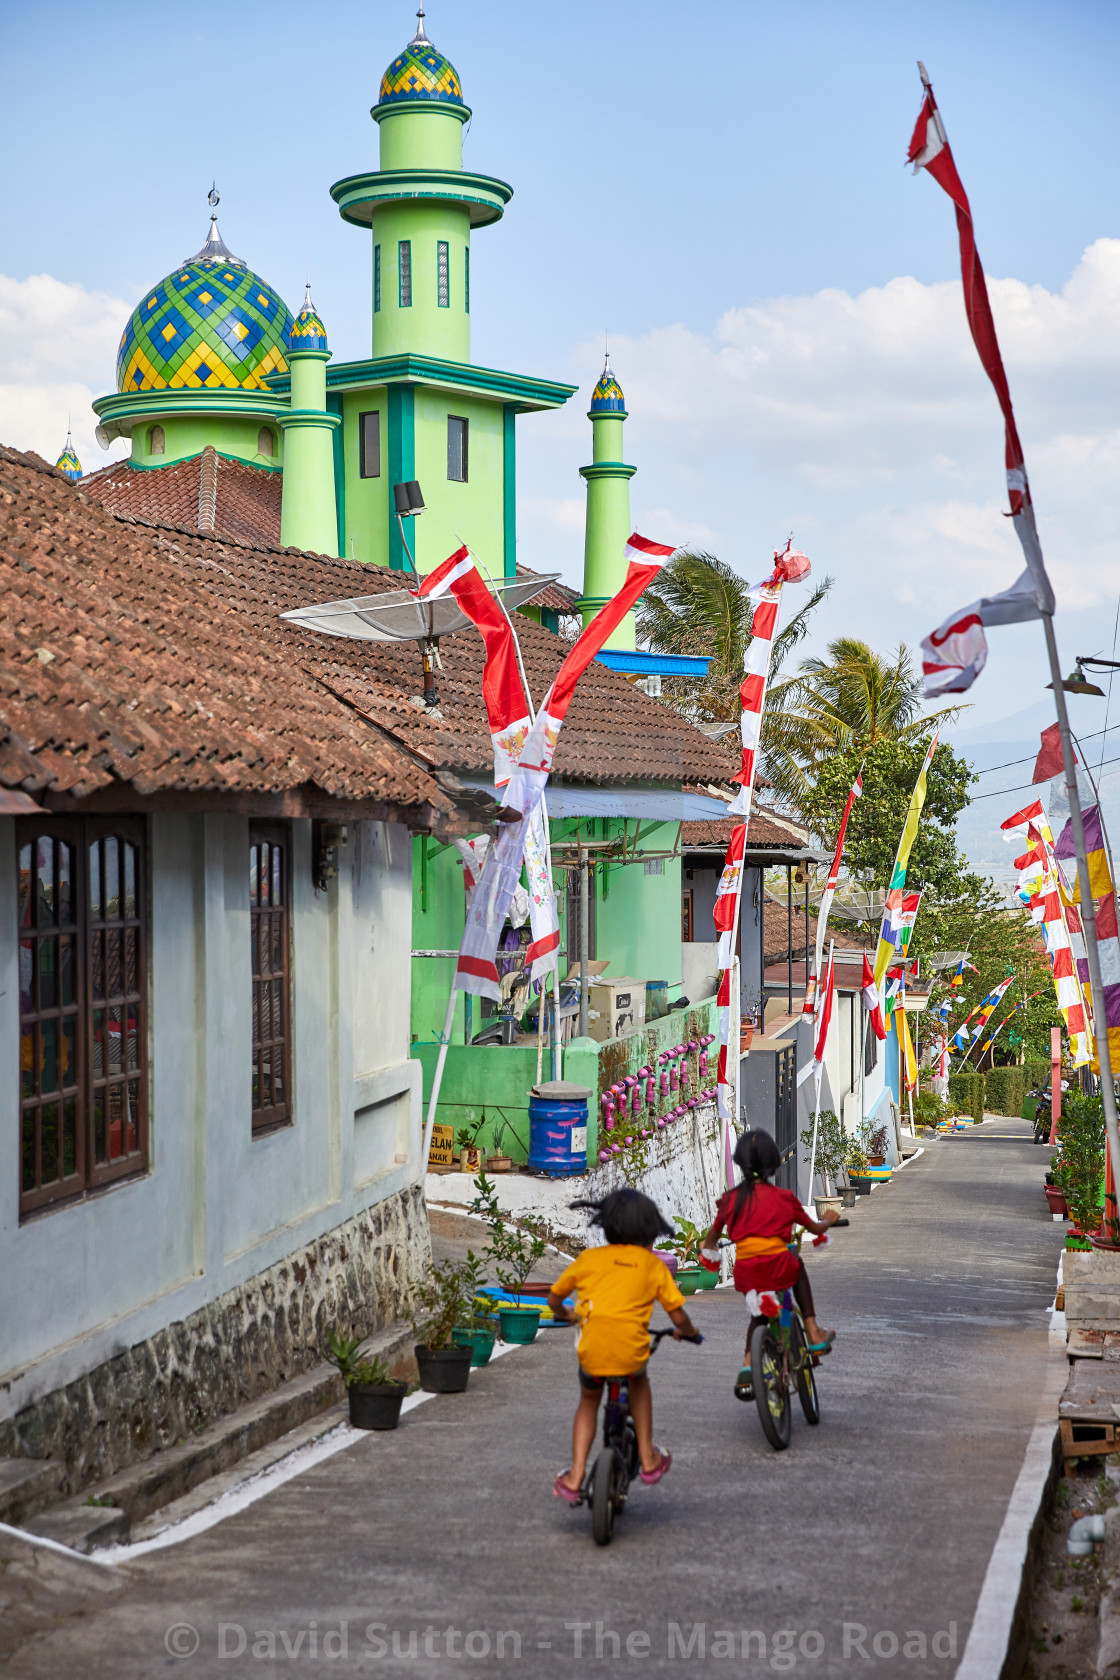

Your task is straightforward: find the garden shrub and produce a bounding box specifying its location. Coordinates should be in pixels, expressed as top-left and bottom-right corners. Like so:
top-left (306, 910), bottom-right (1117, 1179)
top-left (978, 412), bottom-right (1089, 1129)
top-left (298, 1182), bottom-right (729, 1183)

top-left (984, 1065), bottom-right (1028, 1117)
top-left (947, 1070), bottom-right (985, 1123)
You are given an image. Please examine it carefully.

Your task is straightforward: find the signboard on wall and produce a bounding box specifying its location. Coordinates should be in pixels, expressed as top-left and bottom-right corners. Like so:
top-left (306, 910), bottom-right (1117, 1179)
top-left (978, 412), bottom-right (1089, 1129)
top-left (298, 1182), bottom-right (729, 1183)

top-left (427, 1122), bottom-right (456, 1169)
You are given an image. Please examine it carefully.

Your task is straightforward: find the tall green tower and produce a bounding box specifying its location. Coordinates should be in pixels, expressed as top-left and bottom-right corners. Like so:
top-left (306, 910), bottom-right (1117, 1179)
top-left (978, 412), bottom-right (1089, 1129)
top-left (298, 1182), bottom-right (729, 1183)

top-left (279, 286), bottom-right (339, 556)
top-left (317, 8), bottom-right (575, 574)
top-left (578, 356), bottom-right (637, 651)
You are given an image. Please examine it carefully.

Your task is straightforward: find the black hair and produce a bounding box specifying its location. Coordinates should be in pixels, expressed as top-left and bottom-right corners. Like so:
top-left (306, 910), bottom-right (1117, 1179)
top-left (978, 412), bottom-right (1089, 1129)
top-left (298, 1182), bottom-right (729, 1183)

top-left (727, 1129), bottom-right (781, 1222)
top-left (569, 1188), bottom-right (673, 1247)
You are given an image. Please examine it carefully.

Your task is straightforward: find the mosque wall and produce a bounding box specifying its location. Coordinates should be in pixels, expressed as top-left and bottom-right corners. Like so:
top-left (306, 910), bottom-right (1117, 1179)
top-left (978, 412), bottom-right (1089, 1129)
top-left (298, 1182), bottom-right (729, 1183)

top-left (0, 814), bottom-right (430, 1484)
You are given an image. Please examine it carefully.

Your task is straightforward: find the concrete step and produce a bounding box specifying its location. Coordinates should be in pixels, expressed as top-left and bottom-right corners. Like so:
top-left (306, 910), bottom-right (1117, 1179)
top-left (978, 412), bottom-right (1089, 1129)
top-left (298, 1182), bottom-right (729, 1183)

top-left (24, 1321), bottom-right (414, 1552)
top-left (0, 1457), bottom-right (64, 1527)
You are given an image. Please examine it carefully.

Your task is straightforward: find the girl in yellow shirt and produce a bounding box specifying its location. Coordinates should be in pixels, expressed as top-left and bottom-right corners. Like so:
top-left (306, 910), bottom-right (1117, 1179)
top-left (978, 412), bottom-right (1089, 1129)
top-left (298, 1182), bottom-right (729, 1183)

top-left (547, 1189), bottom-right (698, 1504)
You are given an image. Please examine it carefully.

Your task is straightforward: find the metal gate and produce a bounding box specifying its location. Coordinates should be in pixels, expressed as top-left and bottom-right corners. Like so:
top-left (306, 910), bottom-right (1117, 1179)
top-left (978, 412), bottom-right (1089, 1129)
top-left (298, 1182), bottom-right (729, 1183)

top-left (774, 1043), bottom-right (797, 1190)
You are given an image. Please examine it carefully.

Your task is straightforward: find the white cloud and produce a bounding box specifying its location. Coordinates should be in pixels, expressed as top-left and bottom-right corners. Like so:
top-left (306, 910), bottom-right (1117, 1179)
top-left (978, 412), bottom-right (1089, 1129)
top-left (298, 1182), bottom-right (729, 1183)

top-left (0, 272), bottom-right (131, 470)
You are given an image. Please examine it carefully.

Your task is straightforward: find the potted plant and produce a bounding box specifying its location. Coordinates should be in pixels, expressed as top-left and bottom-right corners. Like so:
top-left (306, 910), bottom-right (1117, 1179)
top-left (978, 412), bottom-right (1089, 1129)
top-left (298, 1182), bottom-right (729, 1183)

top-left (800, 1109), bottom-right (846, 1213)
top-left (469, 1174), bottom-right (548, 1343)
top-left (456, 1119), bottom-right (485, 1174)
top-left (449, 1250), bottom-right (500, 1366)
top-left (410, 1260), bottom-right (474, 1391)
top-left (663, 1217), bottom-right (719, 1294)
top-left (860, 1120), bottom-right (890, 1168)
top-left (1052, 1092), bottom-right (1105, 1251)
top-left (325, 1332), bottom-right (410, 1431)
top-left (846, 1138), bottom-right (871, 1195)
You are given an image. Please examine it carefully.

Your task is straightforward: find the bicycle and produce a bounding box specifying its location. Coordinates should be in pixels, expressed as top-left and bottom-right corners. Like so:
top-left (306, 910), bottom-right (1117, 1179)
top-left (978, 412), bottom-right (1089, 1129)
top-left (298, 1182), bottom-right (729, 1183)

top-left (584, 1326), bottom-right (703, 1546)
top-left (738, 1219), bottom-right (848, 1452)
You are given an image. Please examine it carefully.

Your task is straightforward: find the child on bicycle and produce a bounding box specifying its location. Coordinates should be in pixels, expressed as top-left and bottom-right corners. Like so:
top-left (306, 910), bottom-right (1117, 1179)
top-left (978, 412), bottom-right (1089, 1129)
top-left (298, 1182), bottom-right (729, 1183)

top-left (546, 1188), bottom-right (698, 1504)
top-left (701, 1129), bottom-right (838, 1400)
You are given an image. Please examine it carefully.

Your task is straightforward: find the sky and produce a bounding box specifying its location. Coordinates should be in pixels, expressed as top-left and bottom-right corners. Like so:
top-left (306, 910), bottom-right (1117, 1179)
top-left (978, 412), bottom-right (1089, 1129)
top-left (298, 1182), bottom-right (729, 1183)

top-left (3, 0), bottom-right (1120, 738)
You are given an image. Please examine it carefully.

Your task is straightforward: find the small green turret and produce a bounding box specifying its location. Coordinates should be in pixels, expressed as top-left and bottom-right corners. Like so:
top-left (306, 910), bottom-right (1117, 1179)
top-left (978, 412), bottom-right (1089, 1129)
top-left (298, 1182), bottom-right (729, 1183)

top-left (279, 285), bottom-right (339, 556)
top-left (578, 355), bottom-right (637, 650)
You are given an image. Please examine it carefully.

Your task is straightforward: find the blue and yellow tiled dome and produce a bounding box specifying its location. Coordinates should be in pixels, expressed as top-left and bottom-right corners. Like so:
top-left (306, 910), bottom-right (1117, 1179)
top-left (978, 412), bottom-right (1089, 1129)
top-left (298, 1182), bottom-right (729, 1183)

top-left (378, 9), bottom-right (463, 107)
top-left (55, 432), bottom-right (82, 482)
top-left (116, 217), bottom-right (293, 395)
top-left (590, 356), bottom-right (626, 413)
top-left (288, 284), bottom-right (329, 353)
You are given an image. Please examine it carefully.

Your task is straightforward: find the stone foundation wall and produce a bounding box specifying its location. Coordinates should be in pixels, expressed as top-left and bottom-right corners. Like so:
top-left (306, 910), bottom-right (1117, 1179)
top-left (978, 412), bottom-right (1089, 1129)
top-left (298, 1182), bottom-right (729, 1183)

top-left (0, 1186), bottom-right (431, 1495)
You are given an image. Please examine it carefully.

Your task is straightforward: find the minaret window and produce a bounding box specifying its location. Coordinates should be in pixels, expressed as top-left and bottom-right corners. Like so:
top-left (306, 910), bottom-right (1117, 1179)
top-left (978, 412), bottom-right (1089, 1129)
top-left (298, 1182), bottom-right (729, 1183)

top-left (465, 247), bottom-right (470, 314)
top-left (148, 425), bottom-right (165, 456)
top-left (437, 242), bottom-right (449, 308)
top-left (360, 412), bottom-right (381, 479)
top-left (398, 241), bottom-right (412, 308)
top-left (374, 245), bottom-right (381, 313)
top-left (447, 416), bottom-right (468, 483)
top-left (257, 428), bottom-right (276, 458)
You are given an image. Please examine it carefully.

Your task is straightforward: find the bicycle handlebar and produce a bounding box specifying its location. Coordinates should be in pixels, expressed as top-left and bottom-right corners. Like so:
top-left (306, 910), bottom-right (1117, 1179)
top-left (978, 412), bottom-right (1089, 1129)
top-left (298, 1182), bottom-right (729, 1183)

top-left (650, 1327), bottom-right (704, 1348)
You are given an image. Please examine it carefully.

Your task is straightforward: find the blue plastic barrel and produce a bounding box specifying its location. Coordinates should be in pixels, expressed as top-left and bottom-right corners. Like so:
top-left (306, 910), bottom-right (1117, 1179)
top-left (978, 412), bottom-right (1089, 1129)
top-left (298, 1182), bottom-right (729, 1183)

top-left (528, 1081), bottom-right (592, 1177)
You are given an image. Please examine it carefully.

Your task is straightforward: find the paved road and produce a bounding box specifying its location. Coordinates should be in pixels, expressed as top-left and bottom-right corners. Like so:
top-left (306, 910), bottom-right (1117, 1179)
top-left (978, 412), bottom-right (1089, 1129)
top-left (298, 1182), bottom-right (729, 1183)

top-left (10, 1122), bottom-right (1060, 1679)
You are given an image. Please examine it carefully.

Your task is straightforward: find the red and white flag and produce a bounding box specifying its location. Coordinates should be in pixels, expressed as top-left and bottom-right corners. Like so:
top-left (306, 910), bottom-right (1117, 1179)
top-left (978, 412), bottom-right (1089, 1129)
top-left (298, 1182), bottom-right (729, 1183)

top-left (861, 952), bottom-right (887, 1042)
top-left (909, 73), bottom-right (1051, 696)
top-left (455, 533), bottom-right (677, 999)
top-left (728, 541), bottom-right (811, 818)
top-left (812, 946), bottom-right (836, 1071)
top-left (713, 822), bottom-right (747, 968)
top-left (803, 769), bottom-right (862, 1016)
top-left (417, 548), bottom-right (531, 786)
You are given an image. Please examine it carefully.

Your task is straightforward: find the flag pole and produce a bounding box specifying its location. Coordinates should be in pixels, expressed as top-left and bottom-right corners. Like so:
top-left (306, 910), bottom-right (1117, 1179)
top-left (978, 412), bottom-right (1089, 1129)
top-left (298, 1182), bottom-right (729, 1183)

top-left (807, 939), bottom-right (834, 1200)
top-left (422, 986), bottom-right (458, 1176)
top-left (1042, 610), bottom-right (1120, 1175)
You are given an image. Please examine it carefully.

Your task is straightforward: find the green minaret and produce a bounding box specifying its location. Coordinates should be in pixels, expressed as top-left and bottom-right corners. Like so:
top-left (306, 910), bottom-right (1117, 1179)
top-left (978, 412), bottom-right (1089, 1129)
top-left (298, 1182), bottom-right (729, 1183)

top-left (279, 285), bottom-right (339, 556)
top-left (578, 356), bottom-right (637, 650)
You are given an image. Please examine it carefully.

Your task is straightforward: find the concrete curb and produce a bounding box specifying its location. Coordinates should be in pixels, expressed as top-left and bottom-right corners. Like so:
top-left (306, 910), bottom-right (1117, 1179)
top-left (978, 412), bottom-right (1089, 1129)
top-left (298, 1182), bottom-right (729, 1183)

top-left (954, 1330), bottom-right (1067, 1679)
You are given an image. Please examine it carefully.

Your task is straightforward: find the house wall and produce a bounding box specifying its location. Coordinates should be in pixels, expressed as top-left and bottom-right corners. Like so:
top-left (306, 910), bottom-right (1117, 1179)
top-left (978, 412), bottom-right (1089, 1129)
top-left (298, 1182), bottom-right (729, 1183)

top-left (0, 814), bottom-right (429, 1487)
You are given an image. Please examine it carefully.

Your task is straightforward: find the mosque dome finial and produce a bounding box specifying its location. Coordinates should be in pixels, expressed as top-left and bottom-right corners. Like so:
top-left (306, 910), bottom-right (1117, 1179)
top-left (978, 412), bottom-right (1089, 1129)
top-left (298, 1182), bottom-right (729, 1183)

top-left (288, 280), bottom-right (329, 353)
top-left (590, 352), bottom-right (625, 413)
top-left (377, 7), bottom-right (464, 107)
top-left (55, 426), bottom-right (82, 482)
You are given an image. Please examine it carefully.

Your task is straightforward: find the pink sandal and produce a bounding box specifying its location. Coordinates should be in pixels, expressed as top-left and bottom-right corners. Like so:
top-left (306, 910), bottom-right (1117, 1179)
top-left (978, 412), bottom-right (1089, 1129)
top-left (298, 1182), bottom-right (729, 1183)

top-left (553, 1471), bottom-right (583, 1505)
top-left (639, 1448), bottom-right (672, 1486)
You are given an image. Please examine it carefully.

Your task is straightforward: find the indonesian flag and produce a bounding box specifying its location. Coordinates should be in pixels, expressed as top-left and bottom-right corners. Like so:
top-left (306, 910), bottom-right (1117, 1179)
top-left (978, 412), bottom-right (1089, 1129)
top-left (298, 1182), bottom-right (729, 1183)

top-left (728, 541), bottom-right (811, 819)
top-left (803, 770), bottom-right (863, 1017)
top-left (713, 822), bottom-right (747, 967)
top-left (455, 534), bottom-right (676, 999)
top-left (812, 946), bottom-right (836, 1070)
top-left (862, 954), bottom-right (887, 1041)
top-left (417, 547), bottom-right (531, 786)
top-left (909, 73), bottom-right (1052, 697)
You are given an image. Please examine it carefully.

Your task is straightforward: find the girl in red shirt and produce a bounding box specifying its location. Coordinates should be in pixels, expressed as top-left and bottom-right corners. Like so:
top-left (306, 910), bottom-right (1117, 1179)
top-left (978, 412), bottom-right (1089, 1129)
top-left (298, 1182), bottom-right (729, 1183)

top-left (702, 1129), bottom-right (838, 1400)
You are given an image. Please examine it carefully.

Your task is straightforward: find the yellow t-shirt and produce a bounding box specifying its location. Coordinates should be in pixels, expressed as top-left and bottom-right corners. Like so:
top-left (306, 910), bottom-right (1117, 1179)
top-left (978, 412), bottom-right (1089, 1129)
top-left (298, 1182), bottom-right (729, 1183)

top-left (551, 1244), bottom-right (685, 1378)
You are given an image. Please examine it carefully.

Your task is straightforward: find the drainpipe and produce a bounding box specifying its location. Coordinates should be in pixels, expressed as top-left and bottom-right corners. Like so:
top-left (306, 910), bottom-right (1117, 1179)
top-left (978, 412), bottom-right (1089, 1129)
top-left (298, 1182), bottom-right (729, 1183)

top-left (579, 850), bottom-right (589, 1038)
top-left (1068, 1513), bottom-right (1106, 1556)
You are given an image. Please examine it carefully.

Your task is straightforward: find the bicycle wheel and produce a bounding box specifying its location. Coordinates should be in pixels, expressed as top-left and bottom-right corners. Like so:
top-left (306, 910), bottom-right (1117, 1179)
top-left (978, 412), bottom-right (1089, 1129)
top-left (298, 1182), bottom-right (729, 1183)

top-left (623, 1419), bottom-right (639, 1483)
top-left (750, 1322), bottom-right (791, 1450)
top-left (590, 1448), bottom-right (621, 1546)
top-left (790, 1316), bottom-right (820, 1426)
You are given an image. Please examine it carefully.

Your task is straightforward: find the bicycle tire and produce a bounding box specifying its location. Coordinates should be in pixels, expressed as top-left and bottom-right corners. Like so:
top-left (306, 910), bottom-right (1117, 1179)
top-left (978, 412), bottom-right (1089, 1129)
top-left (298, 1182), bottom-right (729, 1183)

top-left (791, 1316), bottom-right (820, 1425)
top-left (623, 1419), bottom-right (639, 1482)
top-left (750, 1321), bottom-right (791, 1450)
top-left (590, 1448), bottom-right (620, 1546)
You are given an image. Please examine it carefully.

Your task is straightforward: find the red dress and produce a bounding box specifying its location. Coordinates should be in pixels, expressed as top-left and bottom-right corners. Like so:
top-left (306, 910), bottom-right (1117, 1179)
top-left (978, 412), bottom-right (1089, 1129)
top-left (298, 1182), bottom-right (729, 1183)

top-left (710, 1181), bottom-right (806, 1296)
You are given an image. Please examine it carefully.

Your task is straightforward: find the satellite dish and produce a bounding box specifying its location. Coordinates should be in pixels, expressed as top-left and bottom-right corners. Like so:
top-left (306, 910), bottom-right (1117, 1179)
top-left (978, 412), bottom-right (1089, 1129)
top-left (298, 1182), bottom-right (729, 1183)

top-left (95, 425), bottom-right (110, 452)
top-left (281, 574), bottom-right (560, 644)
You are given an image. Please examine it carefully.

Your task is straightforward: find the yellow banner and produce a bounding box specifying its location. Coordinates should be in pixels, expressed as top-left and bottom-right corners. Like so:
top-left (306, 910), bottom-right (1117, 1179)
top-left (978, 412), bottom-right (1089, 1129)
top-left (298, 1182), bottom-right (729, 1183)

top-left (873, 733), bottom-right (939, 990)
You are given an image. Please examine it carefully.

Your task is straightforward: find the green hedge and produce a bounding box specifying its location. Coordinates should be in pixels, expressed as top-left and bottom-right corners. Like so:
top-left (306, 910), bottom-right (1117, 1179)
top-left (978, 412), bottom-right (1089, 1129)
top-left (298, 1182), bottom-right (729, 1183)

top-left (1023, 1060), bottom-right (1051, 1090)
top-left (984, 1065), bottom-right (1028, 1117)
top-left (948, 1071), bottom-right (985, 1123)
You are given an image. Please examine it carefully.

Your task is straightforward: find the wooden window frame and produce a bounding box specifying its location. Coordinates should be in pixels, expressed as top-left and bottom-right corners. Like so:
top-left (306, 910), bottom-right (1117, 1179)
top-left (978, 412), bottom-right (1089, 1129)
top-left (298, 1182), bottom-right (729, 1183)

top-left (359, 411), bottom-right (381, 479)
top-left (250, 822), bottom-right (292, 1136)
top-left (17, 815), bottom-right (149, 1219)
top-left (398, 240), bottom-right (412, 308)
top-left (437, 241), bottom-right (449, 308)
top-left (681, 888), bottom-right (694, 943)
top-left (447, 415), bottom-right (468, 483)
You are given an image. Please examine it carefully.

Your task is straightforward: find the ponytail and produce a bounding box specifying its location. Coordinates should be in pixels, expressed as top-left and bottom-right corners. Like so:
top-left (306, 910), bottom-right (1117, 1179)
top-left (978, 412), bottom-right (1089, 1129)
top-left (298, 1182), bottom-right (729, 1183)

top-left (727, 1129), bottom-right (782, 1223)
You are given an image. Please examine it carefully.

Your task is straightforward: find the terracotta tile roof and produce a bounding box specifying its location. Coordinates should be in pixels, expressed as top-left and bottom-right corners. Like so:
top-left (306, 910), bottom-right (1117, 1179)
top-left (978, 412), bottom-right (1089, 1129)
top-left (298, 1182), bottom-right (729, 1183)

top-left (681, 809), bottom-right (815, 852)
top-left (102, 517), bottom-right (731, 788)
top-left (79, 449), bottom-right (282, 548)
top-left (515, 565), bottom-right (579, 613)
top-left (761, 900), bottom-right (874, 968)
top-left (0, 447), bottom-right (455, 823)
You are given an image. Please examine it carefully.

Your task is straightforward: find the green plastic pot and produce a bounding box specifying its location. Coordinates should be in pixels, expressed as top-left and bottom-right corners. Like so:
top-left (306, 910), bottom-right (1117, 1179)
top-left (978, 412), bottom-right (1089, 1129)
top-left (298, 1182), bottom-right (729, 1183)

top-left (452, 1324), bottom-right (498, 1366)
top-left (497, 1306), bottom-right (542, 1344)
top-left (675, 1264), bottom-right (719, 1295)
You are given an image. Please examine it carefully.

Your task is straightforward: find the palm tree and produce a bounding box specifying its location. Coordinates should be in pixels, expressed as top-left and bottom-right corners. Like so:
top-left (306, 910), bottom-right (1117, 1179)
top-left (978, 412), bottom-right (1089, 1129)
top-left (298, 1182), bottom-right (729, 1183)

top-left (635, 550), bottom-right (832, 730)
top-left (763, 637), bottom-right (964, 809)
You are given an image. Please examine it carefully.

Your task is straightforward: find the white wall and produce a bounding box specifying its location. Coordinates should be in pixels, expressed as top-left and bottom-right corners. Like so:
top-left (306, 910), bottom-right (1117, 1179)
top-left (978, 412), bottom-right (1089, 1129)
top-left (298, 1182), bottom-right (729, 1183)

top-left (0, 814), bottom-right (420, 1419)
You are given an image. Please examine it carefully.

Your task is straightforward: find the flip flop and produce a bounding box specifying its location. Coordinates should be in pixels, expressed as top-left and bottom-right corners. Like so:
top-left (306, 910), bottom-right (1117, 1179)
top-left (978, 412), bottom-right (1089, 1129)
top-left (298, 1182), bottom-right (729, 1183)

top-left (639, 1448), bottom-right (672, 1486)
top-left (553, 1471), bottom-right (583, 1505)
top-left (807, 1330), bottom-right (836, 1355)
top-left (734, 1366), bottom-right (754, 1401)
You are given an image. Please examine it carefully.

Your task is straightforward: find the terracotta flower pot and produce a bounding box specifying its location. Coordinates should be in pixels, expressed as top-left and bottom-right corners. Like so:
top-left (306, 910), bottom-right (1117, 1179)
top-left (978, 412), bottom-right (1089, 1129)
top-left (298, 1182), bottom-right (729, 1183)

top-left (1044, 1185), bottom-right (1068, 1218)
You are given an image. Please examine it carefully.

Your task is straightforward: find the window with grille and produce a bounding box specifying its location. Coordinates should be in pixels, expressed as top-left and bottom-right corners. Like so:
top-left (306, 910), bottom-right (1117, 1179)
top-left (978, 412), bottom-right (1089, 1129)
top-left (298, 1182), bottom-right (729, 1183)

top-left (17, 818), bottom-right (148, 1218)
top-left (437, 242), bottom-right (449, 308)
top-left (447, 415), bottom-right (468, 482)
top-left (250, 824), bottom-right (291, 1134)
top-left (359, 411), bottom-right (381, 479)
top-left (398, 241), bottom-right (411, 308)
top-left (374, 244), bottom-right (381, 313)
top-left (464, 246), bottom-right (470, 314)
